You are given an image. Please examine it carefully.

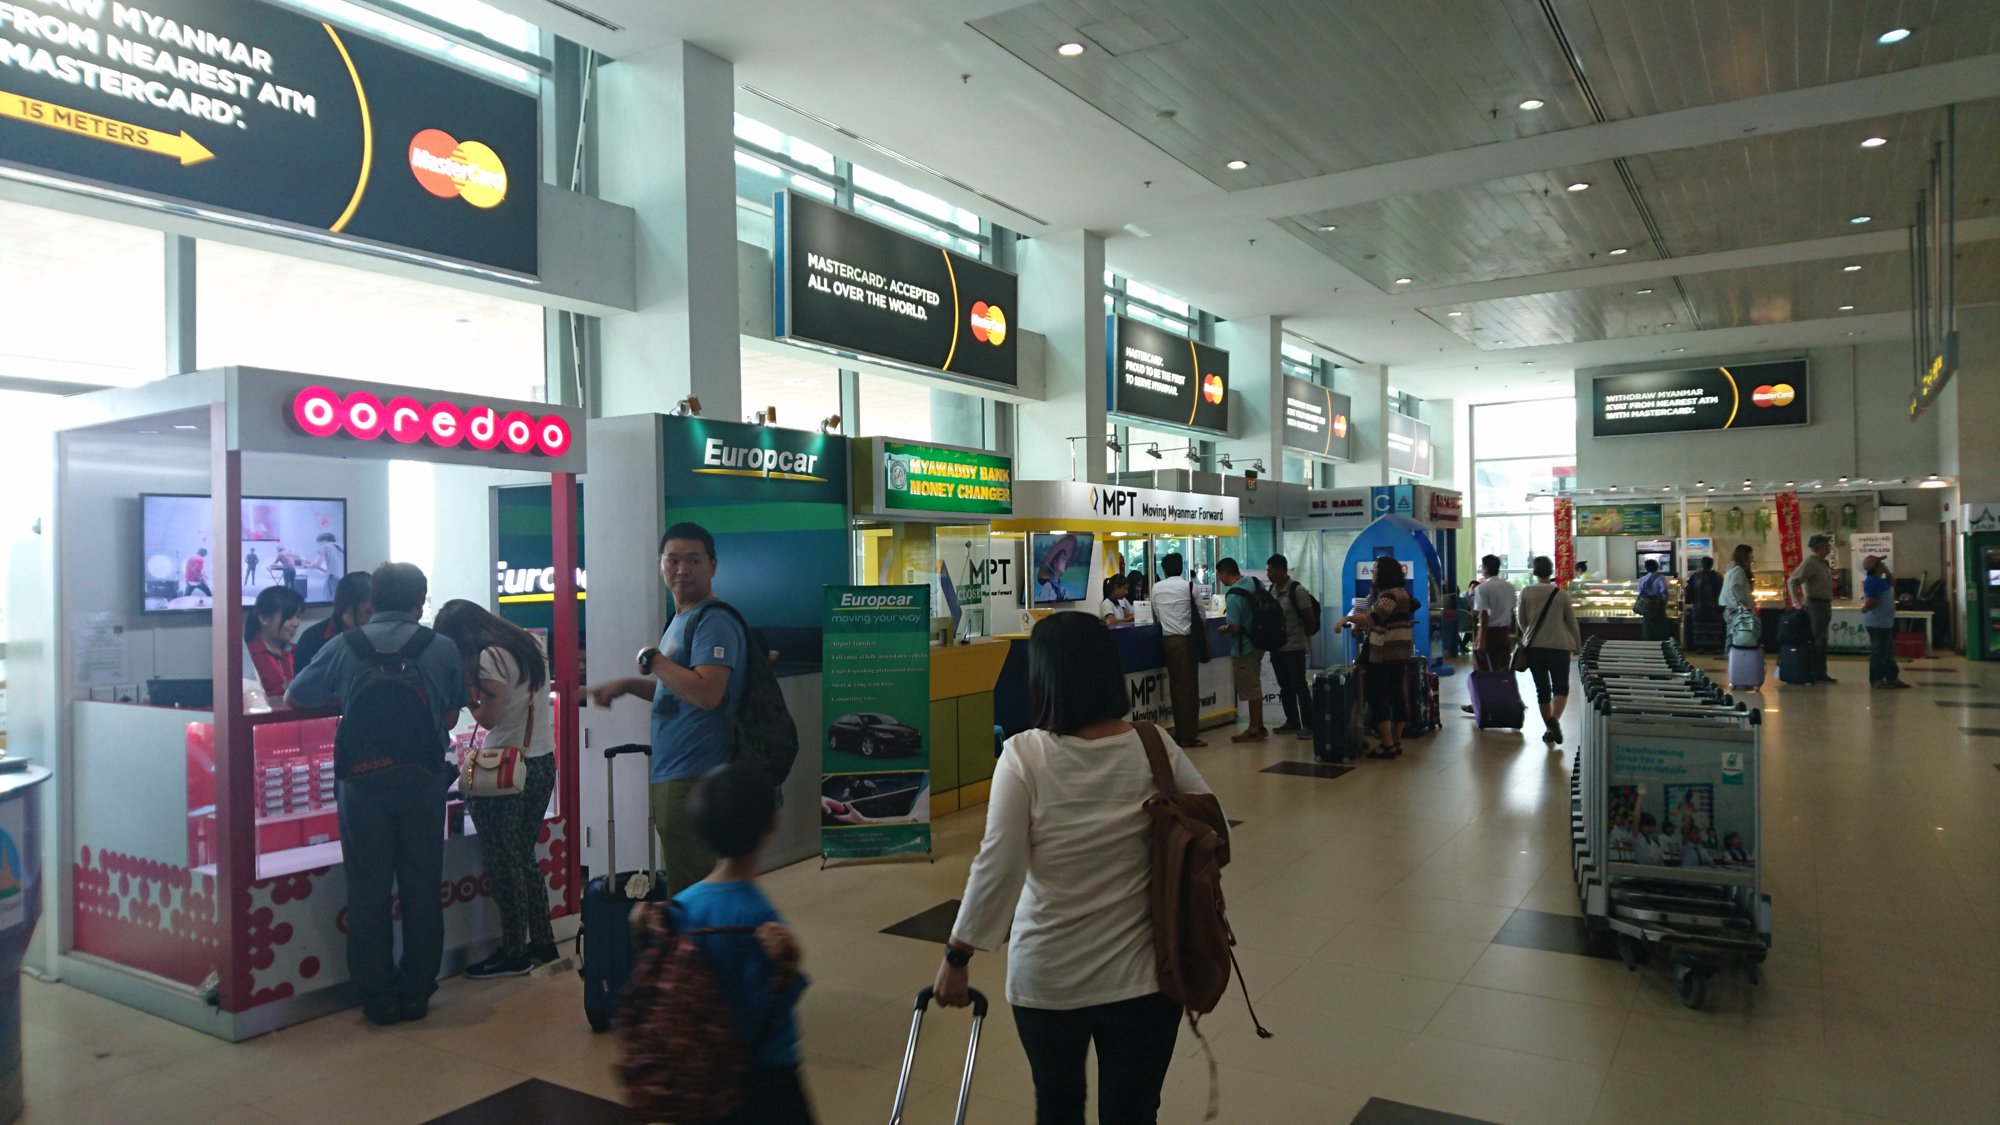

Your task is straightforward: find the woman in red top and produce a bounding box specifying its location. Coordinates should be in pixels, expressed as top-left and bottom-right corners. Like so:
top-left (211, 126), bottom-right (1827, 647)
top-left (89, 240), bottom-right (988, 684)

top-left (244, 585), bottom-right (306, 699)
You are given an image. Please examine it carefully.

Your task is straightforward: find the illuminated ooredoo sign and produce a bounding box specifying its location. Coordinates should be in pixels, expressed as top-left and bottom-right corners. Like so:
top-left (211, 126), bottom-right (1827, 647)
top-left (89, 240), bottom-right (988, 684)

top-left (290, 385), bottom-right (571, 457)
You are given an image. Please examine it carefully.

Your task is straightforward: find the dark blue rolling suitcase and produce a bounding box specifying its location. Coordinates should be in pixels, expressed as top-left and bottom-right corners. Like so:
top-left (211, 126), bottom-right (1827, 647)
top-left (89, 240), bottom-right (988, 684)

top-left (581, 743), bottom-right (669, 1032)
top-left (1777, 644), bottom-right (1813, 685)
top-left (1311, 667), bottom-right (1363, 762)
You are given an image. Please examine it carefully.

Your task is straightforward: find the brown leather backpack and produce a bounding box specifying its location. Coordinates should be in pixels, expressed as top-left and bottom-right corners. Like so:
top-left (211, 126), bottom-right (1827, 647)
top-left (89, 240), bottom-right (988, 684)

top-left (1135, 721), bottom-right (1272, 1026)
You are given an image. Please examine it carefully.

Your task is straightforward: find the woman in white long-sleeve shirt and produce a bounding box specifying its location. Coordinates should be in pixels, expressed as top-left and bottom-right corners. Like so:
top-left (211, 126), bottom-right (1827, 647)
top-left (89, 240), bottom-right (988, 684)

top-left (933, 612), bottom-right (1214, 1125)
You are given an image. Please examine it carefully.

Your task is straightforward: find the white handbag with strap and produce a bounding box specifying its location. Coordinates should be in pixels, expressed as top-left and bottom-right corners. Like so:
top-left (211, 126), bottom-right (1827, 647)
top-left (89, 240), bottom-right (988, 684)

top-left (459, 688), bottom-right (536, 797)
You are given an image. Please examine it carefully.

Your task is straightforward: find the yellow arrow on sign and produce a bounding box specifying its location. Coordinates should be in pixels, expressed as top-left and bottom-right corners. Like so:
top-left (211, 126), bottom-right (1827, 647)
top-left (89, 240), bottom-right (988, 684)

top-left (1, 92), bottom-right (214, 166)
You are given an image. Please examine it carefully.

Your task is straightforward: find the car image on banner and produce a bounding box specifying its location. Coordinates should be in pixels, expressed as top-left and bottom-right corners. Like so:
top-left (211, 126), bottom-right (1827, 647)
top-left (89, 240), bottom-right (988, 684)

top-left (826, 712), bottom-right (924, 770)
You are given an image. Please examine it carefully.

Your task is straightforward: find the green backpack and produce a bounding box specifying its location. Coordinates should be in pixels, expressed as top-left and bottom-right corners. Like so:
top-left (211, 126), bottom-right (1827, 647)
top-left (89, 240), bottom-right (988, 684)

top-left (689, 601), bottom-right (800, 788)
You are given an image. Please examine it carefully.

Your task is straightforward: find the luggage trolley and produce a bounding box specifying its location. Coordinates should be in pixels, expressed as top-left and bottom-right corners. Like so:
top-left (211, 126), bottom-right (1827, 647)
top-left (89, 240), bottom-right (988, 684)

top-left (1571, 640), bottom-right (1771, 1009)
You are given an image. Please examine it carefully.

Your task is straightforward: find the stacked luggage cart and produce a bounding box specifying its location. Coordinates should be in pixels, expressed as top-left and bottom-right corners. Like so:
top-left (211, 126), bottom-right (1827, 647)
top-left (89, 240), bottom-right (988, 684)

top-left (1571, 639), bottom-right (1772, 1009)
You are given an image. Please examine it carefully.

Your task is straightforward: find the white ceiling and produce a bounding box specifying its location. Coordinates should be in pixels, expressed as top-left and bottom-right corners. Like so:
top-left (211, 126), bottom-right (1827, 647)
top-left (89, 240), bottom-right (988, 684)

top-left (488, 1), bottom-right (1997, 401)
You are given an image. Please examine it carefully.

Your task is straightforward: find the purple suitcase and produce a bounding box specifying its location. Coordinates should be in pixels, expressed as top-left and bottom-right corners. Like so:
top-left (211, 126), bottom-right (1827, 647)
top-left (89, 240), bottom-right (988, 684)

top-left (1468, 668), bottom-right (1527, 730)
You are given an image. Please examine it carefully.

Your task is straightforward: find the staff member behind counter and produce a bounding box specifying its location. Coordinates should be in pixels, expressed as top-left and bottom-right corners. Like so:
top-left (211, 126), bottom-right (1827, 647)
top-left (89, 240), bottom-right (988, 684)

top-left (245, 585), bottom-right (305, 700)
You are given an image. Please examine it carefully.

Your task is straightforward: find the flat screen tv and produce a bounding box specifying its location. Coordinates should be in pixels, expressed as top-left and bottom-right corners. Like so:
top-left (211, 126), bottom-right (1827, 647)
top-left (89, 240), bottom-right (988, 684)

top-left (1030, 532), bottom-right (1095, 605)
top-left (141, 494), bottom-right (349, 613)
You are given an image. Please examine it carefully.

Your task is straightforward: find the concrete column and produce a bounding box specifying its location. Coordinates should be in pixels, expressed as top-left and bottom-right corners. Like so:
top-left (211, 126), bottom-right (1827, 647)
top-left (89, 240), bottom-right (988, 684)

top-left (165, 234), bottom-right (195, 375)
top-left (1213, 315), bottom-right (1283, 483)
top-left (1016, 231), bottom-right (1106, 481)
top-left (1342, 363), bottom-right (1389, 486)
top-left (1939, 306), bottom-right (2000, 499)
top-left (597, 42), bottom-right (741, 419)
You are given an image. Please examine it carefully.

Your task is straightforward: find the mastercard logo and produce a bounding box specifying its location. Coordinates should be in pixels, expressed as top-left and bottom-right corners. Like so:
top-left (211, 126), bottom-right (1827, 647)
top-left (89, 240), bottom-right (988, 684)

top-left (1333, 414), bottom-right (1349, 438)
top-left (969, 301), bottom-right (1007, 346)
top-left (1202, 373), bottom-right (1225, 404)
top-left (1751, 383), bottom-right (1797, 408)
top-left (409, 129), bottom-right (508, 209)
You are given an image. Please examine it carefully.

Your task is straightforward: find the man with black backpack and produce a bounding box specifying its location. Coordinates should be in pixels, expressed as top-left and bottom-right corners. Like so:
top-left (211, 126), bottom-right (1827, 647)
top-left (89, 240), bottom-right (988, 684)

top-left (1264, 555), bottom-right (1321, 741)
top-left (589, 522), bottom-right (796, 899)
top-left (1217, 558), bottom-right (1270, 743)
top-left (287, 562), bottom-right (467, 1026)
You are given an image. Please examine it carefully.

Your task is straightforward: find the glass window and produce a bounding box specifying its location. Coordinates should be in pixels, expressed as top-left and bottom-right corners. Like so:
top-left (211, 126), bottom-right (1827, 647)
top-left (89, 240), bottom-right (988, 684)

top-left (852, 197), bottom-right (980, 257)
top-left (1474, 398), bottom-right (1576, 460)
top-left (856, 372), bottom-right (932, 442)
top-left (0, 201), bottom-right (163, 388)
top-left (1475, 515), bottom-right (1552, 579)
top-left (851, 165), bottom-right (980, 235)
top-left (740, 348), bottom-right (841, 432)
top-left (1474, 458), bottom-right (1564, 515)
top-left (1124, 279), bottom-right (1192, 317)
top-left (1281, 342), bottom-right (1316, 366)
top-left (734, 115), bottom-right (837, 175)
top-left (1126, 304), bottom-right (1195, 336)
top-left (195, 241), bottom-right (546, 402)
top-left (284, 0), bottom-right (538, 86)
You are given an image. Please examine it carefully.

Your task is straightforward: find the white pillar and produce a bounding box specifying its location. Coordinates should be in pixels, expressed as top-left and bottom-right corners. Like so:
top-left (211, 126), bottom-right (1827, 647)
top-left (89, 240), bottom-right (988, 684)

top-left (597, 42), bottom-right (742, 419)
top-left (1213, 315), bottom-right (1283, 481)
top-left (1016, 232), bottom-right (1107, 481)
top-left (1342, 363), bottom-right (1390, 486)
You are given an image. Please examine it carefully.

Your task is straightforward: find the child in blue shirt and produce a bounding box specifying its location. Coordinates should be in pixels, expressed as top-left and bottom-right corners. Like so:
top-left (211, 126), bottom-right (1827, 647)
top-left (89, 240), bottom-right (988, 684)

top-left (1860, 556), bottom-right (1908, 689)
top-left (675, 762), bottom-right (814, 1123)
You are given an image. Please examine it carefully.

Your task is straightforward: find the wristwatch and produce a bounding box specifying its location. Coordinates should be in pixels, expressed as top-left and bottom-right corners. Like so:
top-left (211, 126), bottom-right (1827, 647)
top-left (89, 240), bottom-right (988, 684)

top-left (943, 945), bottom-right (973, 968)
top-left (637, 647), bottom-right (660, 674)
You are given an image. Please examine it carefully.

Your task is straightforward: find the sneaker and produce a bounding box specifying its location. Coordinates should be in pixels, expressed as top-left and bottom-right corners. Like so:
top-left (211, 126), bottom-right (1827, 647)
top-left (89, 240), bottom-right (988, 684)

top-left (1230, 729), bottom-right (1269, 743)
top-left (465, 952), bottom-right (533, 980)
top-left (362, 1004), bottom-right (401, 1027)
top-left (399, 996), bottom-right (430, 1023)
top-left (1272, 722), bottom-right (1300, 734)
top-left (1541, 728), bottom-right (1558, 745)
top-left (1884, 680), bottom-right (1913, 690)
top-left (1818, 676), bottom-right (1839, 684)
top-left (528, 943), bottom-right (561, 966)
top-left (1178, 739), bottom-right (1209, 749)
top-left (1294, 729), bottom-right (1315, 741)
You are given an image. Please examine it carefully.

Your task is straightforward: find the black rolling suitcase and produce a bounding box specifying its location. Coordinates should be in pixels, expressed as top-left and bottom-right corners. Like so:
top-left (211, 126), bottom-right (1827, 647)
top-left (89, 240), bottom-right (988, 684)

top-left (1403, 661), bottom-right (1442, 737)
top-left (1311, 667), bottom-right (1364, 762)
top-left (1777, 644), bottom-right (1813, 685)
top-left (581, 743), bottom-right (670, 1032)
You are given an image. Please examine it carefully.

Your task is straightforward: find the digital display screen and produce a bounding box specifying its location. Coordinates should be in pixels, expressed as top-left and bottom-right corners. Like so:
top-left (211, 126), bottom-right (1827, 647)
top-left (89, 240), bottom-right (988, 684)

top-left (1592, 360), bottom-right (1809, 437)
top-left (142, 494), bottom-right (347, 612)
top-left (1281, 373), bottom-right (1352, 459)
top-left (1108, 316), bottom-right (1230, 433)
top-left (1030, 533), bottom-right (1095, 605)
top-left (0, 0), bottom-right (539, 275)
top-left (1386, 411), bottom-right (1432, 477)
top-left (777, 191), bottom-right (1017, 387)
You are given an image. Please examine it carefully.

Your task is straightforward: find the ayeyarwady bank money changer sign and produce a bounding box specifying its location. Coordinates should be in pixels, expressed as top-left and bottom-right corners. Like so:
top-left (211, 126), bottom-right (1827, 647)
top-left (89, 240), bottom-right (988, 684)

top-left (881, 440), bottom-right (1012, 517)
top-left (0, 0), bottom-right (538, 275)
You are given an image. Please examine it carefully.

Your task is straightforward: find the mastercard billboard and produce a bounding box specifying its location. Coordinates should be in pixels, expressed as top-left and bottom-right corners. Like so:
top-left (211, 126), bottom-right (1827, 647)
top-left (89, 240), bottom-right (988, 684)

top-left (1108, 315), bottom-right (1232, 434)
top-left (1591, 359), bottom-right (1810, 438)
top-left (0, 0), bottom-right (538, 276)
top-left (776, 191), bottom-right (1018, 388)
top-left (1281, 373), bottom-right (1353, 460)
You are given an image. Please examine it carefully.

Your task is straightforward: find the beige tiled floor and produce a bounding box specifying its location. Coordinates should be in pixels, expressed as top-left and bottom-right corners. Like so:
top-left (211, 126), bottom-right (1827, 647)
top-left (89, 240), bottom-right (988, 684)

top-left (19, 651), bottom-right (2000, 1124)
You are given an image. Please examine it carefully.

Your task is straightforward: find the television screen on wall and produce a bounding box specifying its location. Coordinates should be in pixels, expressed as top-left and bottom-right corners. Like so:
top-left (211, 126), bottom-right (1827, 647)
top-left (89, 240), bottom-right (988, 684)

top-left (1591, 359), bottom-right (1809, 437)
top-left (1030, 532), bottom-right (1096, 605)
top-left (141, 494), bottom-right (349, 613)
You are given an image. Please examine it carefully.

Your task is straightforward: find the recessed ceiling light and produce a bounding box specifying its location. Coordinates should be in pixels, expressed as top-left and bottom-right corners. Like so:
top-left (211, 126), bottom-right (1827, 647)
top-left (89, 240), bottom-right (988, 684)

top-left (1860, 136), bottom-right (1888, 148)
top-left (1674, 347), bottom-right (1687, 352)
top-left (1394, 277), bottom-right (1413, 285)
top-left (1518, 98), bottom-right (1545, 110)
top-left (1842, 264), bottom-right (1862, 272)
top-left (1609, 247), bottom-right (1629, 255)
top-left (1636, 288), bottom-right (1654, 295)
top-left (1446, 311), bottom-right (1463, 317)
top-left (172, 424), bottom-right (197, 431)
top-left (137, 429), bottom-right (159, 435)
top-left (1317, 224), bottom-right (1338, 232)
top-left (1878, 28), bottom-right (1911, 44)
top-left (1057, 41), bottom-right (1086, 57)
top-left (1839, 304), bottom-right (1856, 311)
top-left (1225, 159), bottom-right (1249, 170)
top-left (1850, 215), bottom-right (1871, 224)
top-left (1664, 322), bottom-right (1676, 328)
top-left (1566, 182), bottom-right (1590, 192)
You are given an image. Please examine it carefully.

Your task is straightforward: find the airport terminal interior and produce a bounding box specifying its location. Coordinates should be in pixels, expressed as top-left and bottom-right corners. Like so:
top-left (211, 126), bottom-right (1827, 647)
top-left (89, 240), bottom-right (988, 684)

top-left (1, 2), bottom-right (1998, 1123)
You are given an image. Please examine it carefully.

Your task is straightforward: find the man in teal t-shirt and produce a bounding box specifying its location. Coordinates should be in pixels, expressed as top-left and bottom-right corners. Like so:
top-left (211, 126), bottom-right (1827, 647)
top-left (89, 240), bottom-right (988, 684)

top-left (1217, 558), bottom-right (1268, 742)
top-left (588, 522), bottom-right (749, 896)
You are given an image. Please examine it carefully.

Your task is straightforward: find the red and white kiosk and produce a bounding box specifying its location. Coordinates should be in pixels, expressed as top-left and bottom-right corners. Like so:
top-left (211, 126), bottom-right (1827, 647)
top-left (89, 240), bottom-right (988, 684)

top-left (39, 369), bottom-right (584, 1039)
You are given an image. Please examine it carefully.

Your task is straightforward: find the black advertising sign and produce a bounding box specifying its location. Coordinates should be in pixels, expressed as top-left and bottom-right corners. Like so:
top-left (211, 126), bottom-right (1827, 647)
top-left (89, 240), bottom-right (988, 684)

top-left (1108, 315), bottom-right (1230, 433)
top-left (1281, 373), bottom-right (1352, 459)
top-left (775, 191), bottom-right (1017, 387)
top-left (0, 0), bottom-right (538, 275)
top-left (1593, 360), bottom-right (1809, 437)
top-left (1386, 411), bottom-right (1432, 478)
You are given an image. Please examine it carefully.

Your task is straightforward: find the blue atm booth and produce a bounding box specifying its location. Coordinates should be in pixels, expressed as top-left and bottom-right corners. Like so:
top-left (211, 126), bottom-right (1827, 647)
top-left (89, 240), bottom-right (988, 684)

top-left (1341, 514), bottom-right (1446, 668)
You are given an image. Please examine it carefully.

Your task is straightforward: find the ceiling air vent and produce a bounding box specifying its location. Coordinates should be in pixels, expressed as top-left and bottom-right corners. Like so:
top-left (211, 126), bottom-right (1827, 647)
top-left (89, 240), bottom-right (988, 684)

top-left (541, 0), bottom-right (624, 32)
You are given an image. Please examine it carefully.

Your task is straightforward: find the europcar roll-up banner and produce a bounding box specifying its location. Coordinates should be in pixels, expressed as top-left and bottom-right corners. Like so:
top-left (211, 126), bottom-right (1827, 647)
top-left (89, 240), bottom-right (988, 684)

top-left (1281, 374), bottom-right (1352, 460)
top-left (775, 191), bottom-right (1018, 388)
top-left (1592, 360), bottom-right (1809, 437)
top-left (493, 483), bottom-right (585, 635)
top-left (821, 586), bottom-right (933, 860)
top-left (1108, 315), bottom-right (1230, 434)
top-left (0, 0), bottom-right (539, 275)
top-left (1386, 410), bottom-right (1432, 477)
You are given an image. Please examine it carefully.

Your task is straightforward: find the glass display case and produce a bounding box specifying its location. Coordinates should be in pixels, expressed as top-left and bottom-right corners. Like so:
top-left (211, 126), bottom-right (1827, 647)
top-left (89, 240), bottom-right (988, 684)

top-left (1570, 579), bottom-right (1682, 621)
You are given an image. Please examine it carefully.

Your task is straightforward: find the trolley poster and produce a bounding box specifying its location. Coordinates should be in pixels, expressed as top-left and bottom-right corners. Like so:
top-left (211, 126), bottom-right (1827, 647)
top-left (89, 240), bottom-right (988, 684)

top-left (821, 585), bottom-right (933, 859)
top-left (1606, 732), bottom-right (1757, 882)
